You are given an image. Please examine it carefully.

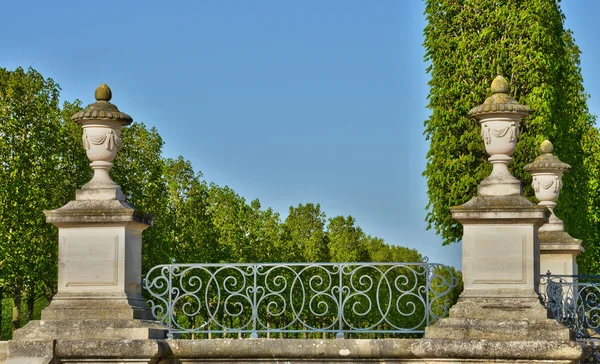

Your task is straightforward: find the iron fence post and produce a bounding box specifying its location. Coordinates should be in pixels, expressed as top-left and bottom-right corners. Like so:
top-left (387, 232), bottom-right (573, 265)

top-left (336, 264), bottom-right (344, 339)
top-left (251, 264), bottom-right (258, 338)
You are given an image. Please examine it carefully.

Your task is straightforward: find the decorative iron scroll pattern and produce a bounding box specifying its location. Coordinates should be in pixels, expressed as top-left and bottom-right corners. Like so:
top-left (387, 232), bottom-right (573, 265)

top-left (144, 262), bottom-right (458, 339)
top-left (540, 274), bottom-right (600, 341)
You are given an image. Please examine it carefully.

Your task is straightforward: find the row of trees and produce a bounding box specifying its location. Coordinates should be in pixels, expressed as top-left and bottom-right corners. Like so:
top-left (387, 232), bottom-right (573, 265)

top-left (0, 67), bottom-right (460, 339)
top-left (423, 0), bottom-right (600, 274)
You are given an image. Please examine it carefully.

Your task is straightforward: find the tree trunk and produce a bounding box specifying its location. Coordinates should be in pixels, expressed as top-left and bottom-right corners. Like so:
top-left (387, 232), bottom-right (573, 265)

top-left (12, 285), bottom-right (22, 331)
top-left (0, 286), bottom-right (3, 340)
top-left (45, 281), bottom-right (55, 305)
top-left (27, 283), bottom-right (35, 322)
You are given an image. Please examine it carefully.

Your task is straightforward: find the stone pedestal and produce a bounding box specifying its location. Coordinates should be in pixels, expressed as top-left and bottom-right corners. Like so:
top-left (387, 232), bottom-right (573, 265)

top-left (414, 76), bottom-right (585, 362)
top-left (540, 231), bottom-right (583, 277)
top-left (10, 199), bottom-right (166, 342)
top-left (6, 85), bottom-right (166, 364)
top-left (417, 196), bottom-right (584, 363)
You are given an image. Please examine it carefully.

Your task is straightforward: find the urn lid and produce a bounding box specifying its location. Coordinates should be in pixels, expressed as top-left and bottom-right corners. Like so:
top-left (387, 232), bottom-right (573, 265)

top-left (71, 84), bottom-right (133, 125)
top-left (524, 140), bottom-right (571, 172)
top-left (469, 75), bottom-right (532, 118)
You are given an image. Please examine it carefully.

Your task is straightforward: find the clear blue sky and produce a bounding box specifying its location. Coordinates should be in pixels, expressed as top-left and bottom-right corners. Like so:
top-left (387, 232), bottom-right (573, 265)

top-left (1, 1), bottom-right (599, 269)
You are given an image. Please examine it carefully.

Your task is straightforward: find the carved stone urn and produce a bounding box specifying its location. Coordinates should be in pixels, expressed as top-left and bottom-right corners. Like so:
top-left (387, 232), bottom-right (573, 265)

top-left (524, 140), bottom-right (571, 232)
top-left (468, 75), bottom-right (532, 196)
top-left (71, 84), bottom-right (132, 200)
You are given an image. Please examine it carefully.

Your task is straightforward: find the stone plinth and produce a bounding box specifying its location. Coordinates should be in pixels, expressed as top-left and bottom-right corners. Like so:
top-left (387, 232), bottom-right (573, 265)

top-left (9, 197), bottom-right (167, 351)
top-left (42, 199), bottom-right (152, 322)
top-left (539, 231), bottom-right (583, 277)
top-left (416, 195), bottom-right (584, 362)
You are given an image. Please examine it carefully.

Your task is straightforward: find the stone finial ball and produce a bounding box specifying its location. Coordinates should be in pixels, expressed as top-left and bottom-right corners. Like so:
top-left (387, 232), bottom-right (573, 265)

top-left (95, 84), bottom-right (112, 102)
top-left (540, 140), bottom-right (553, 154)
top-left (490, 75), bottom-right (509, 94)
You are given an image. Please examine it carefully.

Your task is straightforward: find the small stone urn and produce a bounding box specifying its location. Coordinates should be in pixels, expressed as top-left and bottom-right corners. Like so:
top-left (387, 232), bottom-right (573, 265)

top-left (524, 140), bottom-right (571, 232)
top-left (468, 75), bottom-right (532, 196)
top-left (71, 84), bottom-right (132, 200)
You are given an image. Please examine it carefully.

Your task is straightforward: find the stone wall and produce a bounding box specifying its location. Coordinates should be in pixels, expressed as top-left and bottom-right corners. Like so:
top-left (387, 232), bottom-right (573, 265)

top-left (3, 338), bottom-right (588, 364)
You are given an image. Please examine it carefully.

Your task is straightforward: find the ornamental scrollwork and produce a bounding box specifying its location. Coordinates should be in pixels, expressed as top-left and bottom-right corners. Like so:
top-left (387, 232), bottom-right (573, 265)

top-left (143, 262), bottom-right (459, 339)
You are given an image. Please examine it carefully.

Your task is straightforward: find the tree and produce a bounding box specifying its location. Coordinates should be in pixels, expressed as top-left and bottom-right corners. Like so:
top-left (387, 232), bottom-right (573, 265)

top-left (162, 156), bottom-right (220, 265)
top-left (111, 122), bottom-right (170, 271)
top-left (0, 67), bottom-right (87, 329)
top-left (422, 0), bottom-right (600, 273)
top-left (327, 215), bottom-right (369, 262)
top-left (283, 203), bottom-right (329, 262)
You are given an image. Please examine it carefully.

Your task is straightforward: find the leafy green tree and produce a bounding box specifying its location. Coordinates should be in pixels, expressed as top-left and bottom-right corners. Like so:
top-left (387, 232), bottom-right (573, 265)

top-left (283, 203), bottom-right (329, 262)
top-left (112, 122), bottom-right (170, 271)
top-left (0, 67), bottom-right (84, 329)
top-left (327, 215), bottom-right (369, 262)
top-left (422, 0), bottom-right (600, 273)
top-left (206, 185), bottom-right (255, 263)
top-left (163, 157), bottom-right (220, 264)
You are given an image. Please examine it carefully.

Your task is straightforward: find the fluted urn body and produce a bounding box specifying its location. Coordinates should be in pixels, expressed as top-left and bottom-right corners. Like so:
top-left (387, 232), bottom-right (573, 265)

top-left (469, 76), bottom-right (531, 196)
top-left (71, 84), bottom-right (133, 191)
top-left (524, 140), bottom-right (571, 231)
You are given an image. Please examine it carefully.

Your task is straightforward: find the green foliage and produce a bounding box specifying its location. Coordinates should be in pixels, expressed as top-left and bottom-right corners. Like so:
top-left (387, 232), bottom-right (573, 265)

top-left (0, 66), bottom-right (464, 338)
top-left (423, 0), bottom-right (600, 273)
top-left (0, 67), bottom-right (89, 313)
top-left (327, 216), bottom-right (369, 262)
top-left (283, 203), bottom-right (329, 262)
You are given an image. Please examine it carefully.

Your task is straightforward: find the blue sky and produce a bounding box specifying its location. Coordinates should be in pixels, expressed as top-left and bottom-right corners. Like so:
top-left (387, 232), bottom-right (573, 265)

top-left (1, 1), bottom-right (599, 269)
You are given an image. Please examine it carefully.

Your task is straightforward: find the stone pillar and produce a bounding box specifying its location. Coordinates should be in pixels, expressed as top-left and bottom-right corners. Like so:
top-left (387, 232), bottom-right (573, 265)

top-left (9, 85), bottom-right (166, 348)
top-left (524, 140), bottom-right (583, 277)
top-left (414, 76), bottom-right (583, 362)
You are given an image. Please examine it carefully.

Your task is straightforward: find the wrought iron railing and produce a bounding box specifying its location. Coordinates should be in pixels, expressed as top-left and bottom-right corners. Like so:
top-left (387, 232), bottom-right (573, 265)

top-left (143, 261), bottom-right (459, 339)
top-left (540, 274), bottom-right (600, 341)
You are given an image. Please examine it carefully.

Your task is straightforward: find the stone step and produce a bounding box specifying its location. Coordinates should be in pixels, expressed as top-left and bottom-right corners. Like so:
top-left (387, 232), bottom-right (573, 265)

top-left (0, 341), bottom-right (7, 364)
top-left (426, 317), bottom-right (572, 341)
top-left (12, 319), bottom-right (167, 341)
top-left (448, 297), bottom-right (549, 321)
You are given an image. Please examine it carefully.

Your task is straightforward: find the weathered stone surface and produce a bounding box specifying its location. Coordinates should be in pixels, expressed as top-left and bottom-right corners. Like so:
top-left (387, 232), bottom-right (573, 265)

top-left (539, 231), bottom-right (583, 277)
top-left (412, 338), bottom-right (584, 361)
top-left (13, 319), bottom-right (166, 341)
top-left (426, 317), bottom-right (570, 341)
top-left (451, 195), bottom-right (548, 222)
top-left (5, 340), bottom-right (53, 364)
top-left (44, 199), bottom-right (152, 226)
top-left (41, 294), bottom-right (152, 321)
top-left (0, 341), bottom-right (7, 364)
top-left (447, 297), bottom-right (547, 320)
top-left (42, 338), bottom-right (588, 363)
top-left (53, 339), bottom-right (420, 363)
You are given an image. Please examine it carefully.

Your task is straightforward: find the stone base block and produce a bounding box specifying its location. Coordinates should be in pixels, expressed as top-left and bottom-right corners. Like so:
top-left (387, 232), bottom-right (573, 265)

top-left (13, 319), bottom-right (167, 341)
top-left (41, 293), bottom-right (153, 321)
top-left (412, 339), bottom-right (584, 363)
top-left (426, 317), bottom-right (571, 341)
top-left (5, 340), bottom-right (53, 364)
top-left (0, 341), bottom-right (7, 364)
top-left (428, 296), bottom-right (572, 341)
top-left (448, 296), bottom-right (548, 321)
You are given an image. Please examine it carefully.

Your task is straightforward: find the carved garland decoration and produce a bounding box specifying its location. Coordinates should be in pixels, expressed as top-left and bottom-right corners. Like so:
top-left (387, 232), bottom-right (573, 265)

top-left (481, 122), bottom-right (518, 145)
top-left (82, 129), bottom-right (121, 150)
top-left (532, 176), bottom-right (561, 193)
